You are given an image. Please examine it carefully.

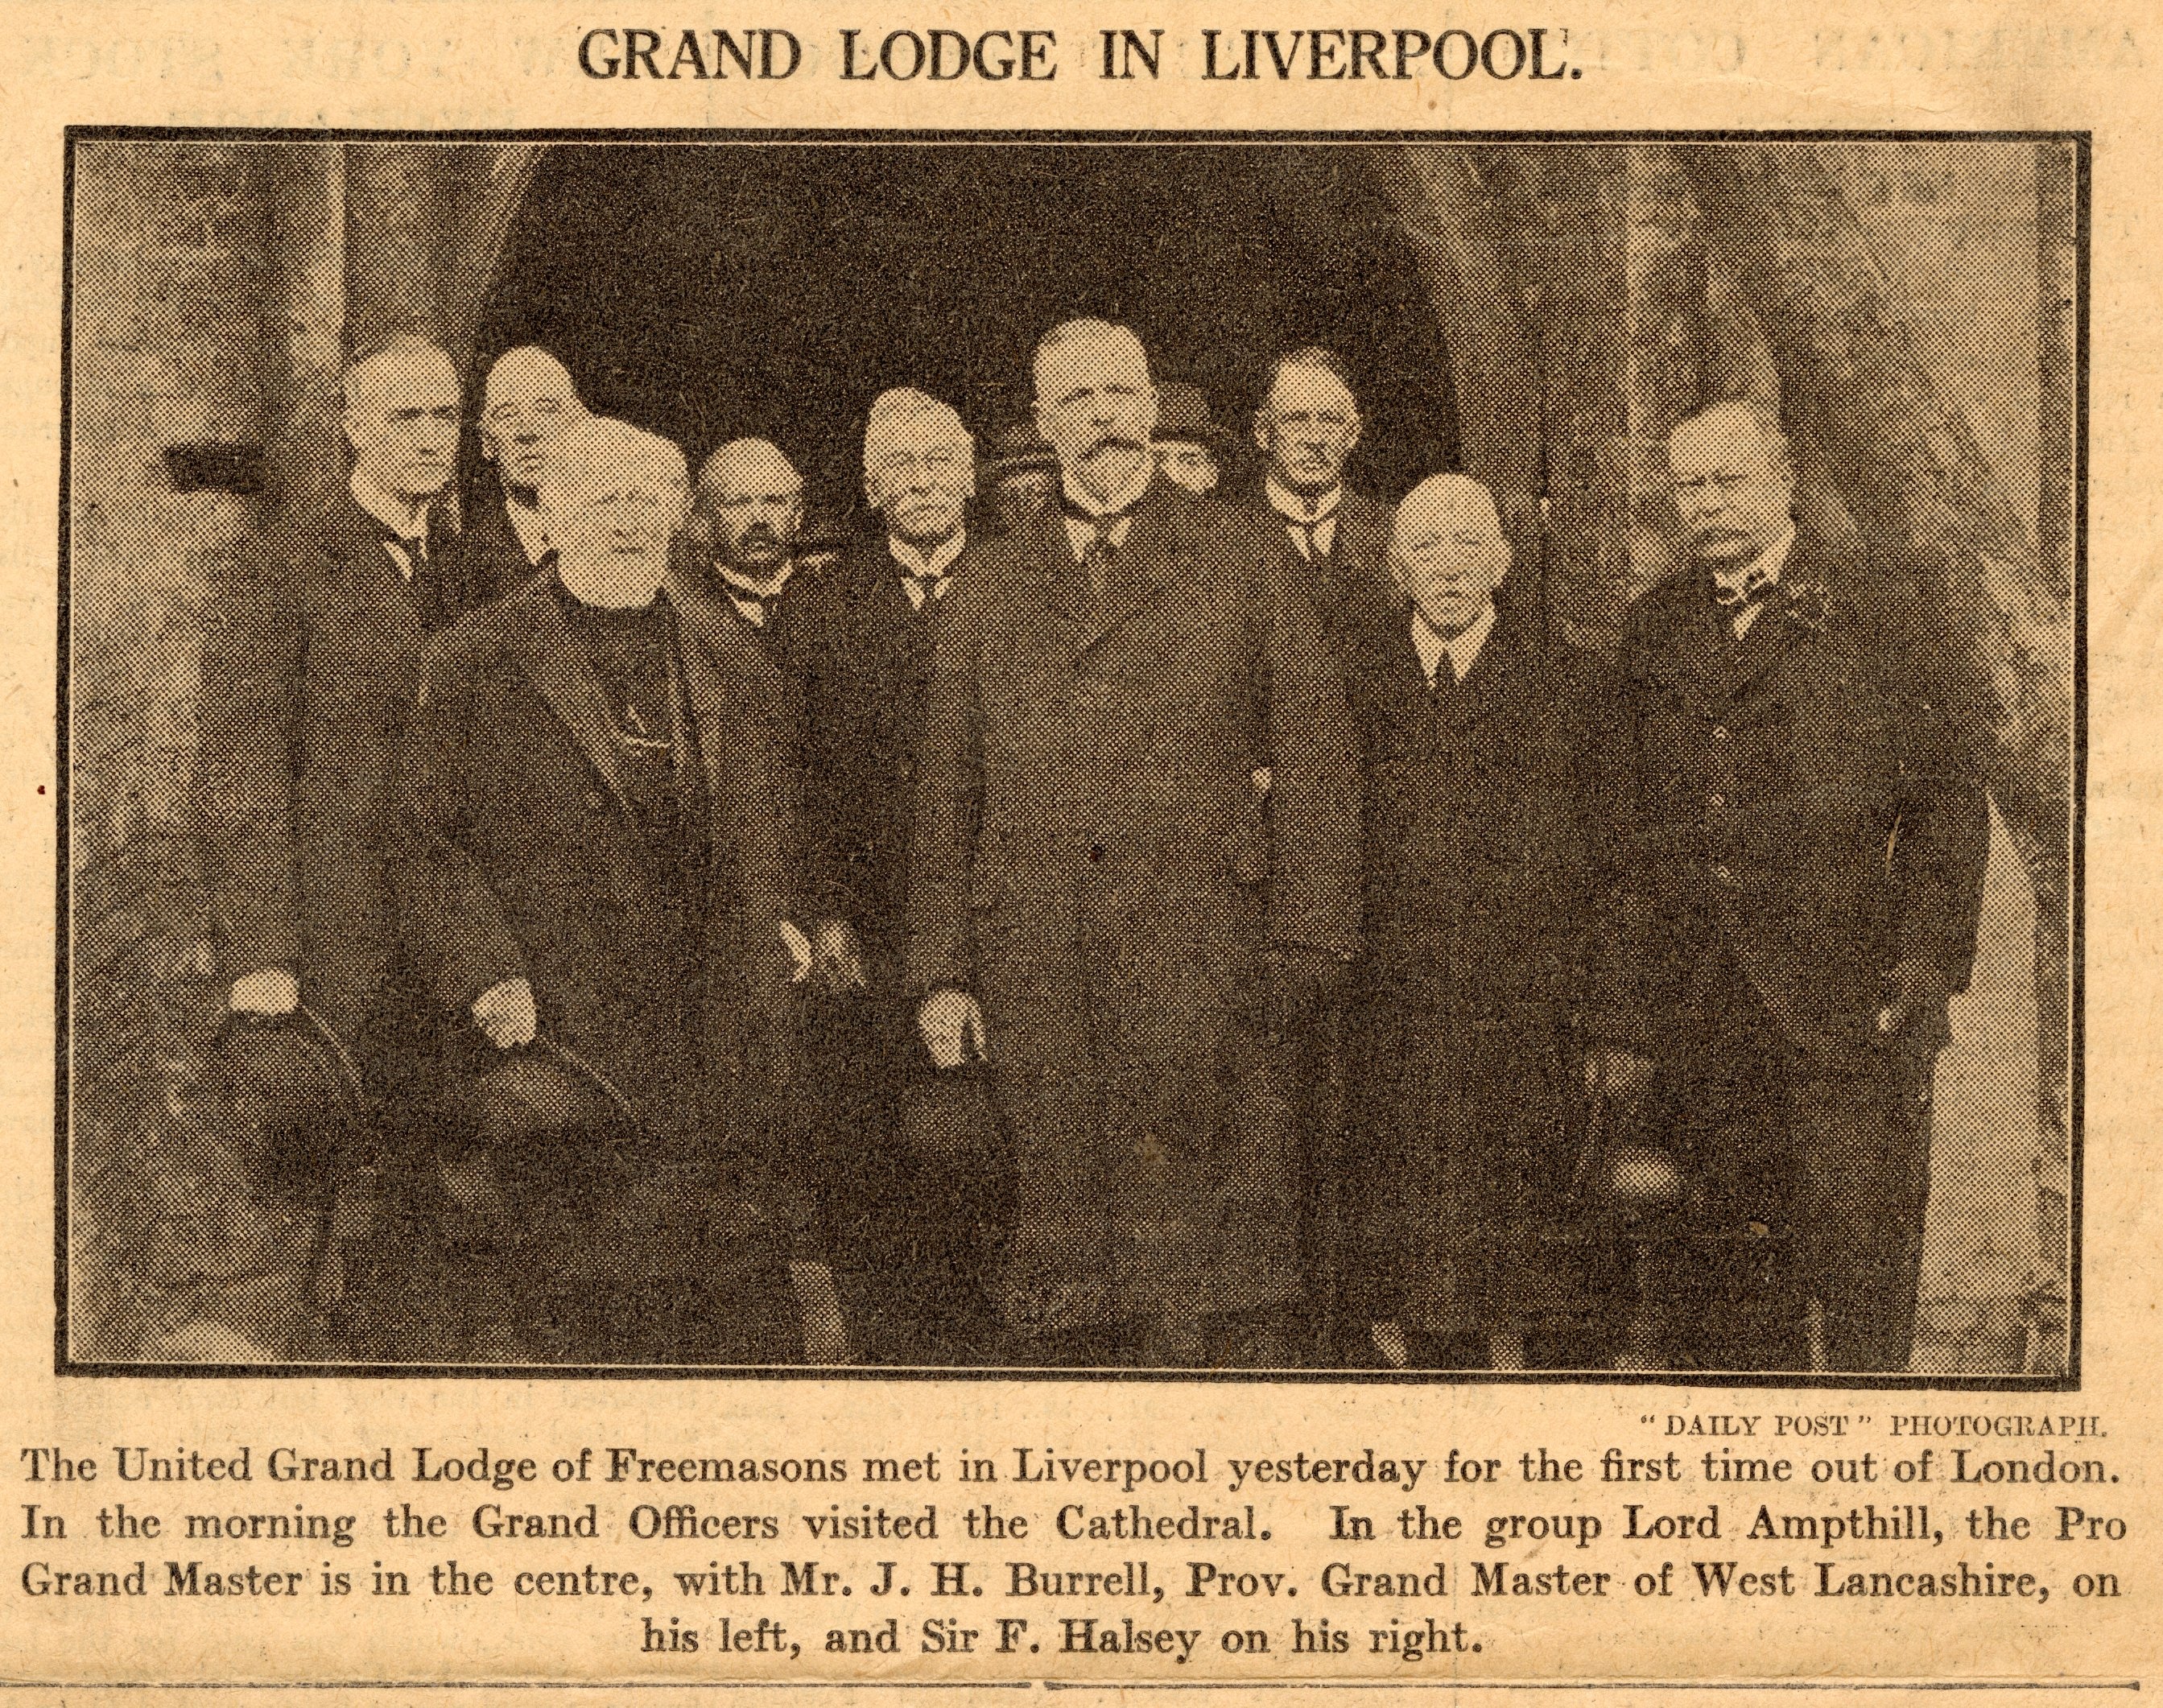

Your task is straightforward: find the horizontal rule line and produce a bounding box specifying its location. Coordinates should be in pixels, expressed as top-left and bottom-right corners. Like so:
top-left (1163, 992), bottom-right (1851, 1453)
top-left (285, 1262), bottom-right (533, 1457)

top-left (0, 1682), bottom-right (2136, 1695)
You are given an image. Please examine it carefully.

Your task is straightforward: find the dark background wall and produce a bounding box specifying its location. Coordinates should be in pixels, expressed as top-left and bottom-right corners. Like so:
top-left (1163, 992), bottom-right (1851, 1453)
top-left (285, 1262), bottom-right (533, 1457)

top-left (474, 144), bottom-right (1459, 523)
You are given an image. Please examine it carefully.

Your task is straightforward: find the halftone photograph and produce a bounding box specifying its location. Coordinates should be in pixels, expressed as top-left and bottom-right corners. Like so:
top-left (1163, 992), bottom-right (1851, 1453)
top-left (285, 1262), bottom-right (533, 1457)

top-left (61, 133), bottom-right (2080, 1379)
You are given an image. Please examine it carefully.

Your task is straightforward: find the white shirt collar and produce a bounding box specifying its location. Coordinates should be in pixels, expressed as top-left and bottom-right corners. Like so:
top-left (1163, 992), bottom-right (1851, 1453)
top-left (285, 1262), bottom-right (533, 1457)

top-left (1267, 478), bottom-right (1344, 560)
top-left (1412, 599), bottom-right (1498, 687)
top-left (1714, 522), bottom-right (1798, 638)
top-left (349, 466), bottom-right (433, 546)
top-left (1059, 466), bottom-right (1154, 563)
top-left (719, 560), bottom-right (795, 626)
top-left (1265, 477), bottom-right (1343, 525)
top-left (504, 493), bottom-right (551, 565)
top-left (891, 531), bottom-right (967, 609)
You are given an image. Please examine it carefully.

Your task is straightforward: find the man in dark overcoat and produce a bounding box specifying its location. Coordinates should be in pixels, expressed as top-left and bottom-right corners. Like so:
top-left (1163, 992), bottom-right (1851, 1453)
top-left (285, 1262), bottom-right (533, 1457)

top-left (200, 335), bottom-right (477, 1056)
top-left (197, 337), bottom-right (489, 1357)
top-left (1249, 347), bottom-right (1390, 592)
top-left (907, 318), bottom-right (1362, 1368)
top-left (1591, 398), bottom-right (1989, 1372)
top-left (795, 387), bottom-right (1001, 1363)
top-left (397, 417), bottom-right (844, 1366)
top-left (460, 345), bottom-right (589, 604)
top-left (1327, 475), bottom-right (1624, 1372)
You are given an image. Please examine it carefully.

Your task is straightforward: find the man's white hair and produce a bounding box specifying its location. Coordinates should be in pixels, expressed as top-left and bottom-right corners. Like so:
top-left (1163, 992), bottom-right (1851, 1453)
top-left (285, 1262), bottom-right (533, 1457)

top-left (864, 388), bottom-right (972, 470)
top-left (539, 416), bottom-right (688, 504)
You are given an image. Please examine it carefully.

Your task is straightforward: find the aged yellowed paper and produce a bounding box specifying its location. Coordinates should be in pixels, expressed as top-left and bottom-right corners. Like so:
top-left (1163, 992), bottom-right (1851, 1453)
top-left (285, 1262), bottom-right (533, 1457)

top-left (2, 0), bottom-right (2156, 1698)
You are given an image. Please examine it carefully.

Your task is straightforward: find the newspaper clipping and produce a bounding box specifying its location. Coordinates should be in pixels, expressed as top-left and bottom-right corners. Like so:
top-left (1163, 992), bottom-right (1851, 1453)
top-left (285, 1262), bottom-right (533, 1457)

top-left (6, 0), bottom-right (2153, 1698)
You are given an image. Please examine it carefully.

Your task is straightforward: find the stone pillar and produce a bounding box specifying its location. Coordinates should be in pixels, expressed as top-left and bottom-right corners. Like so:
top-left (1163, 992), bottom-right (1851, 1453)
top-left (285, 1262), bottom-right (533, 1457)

top-left (343, 143), bottom-right (449, 354)
top-left (68, 141), bottom-right (318, 1359)
top-left (1475, 145), bottom-right (1705, 650)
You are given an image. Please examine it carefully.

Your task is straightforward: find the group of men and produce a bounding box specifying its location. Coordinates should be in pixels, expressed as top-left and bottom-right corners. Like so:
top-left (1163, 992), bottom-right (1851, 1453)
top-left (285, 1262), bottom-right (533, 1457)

top-left (196, 313), bottom-right (1987, 1374)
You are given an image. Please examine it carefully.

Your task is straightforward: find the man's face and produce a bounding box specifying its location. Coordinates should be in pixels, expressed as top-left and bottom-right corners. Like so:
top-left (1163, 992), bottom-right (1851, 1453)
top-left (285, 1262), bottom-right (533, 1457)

top-left (344, 351), bottom-right (460, 500)
top-left (700, 446), bottom-right (804, 574)
top-left (481, 351), bottom-right (584, 490)
top-left (1392, 485), bottom-right (1511, 637)
top-left (991, 467), bottom-right (1055, 535)
top-left (1257, 365), bottom-right (1360, 497)
top-left (866, 418), bottom-right (975, 548)
top-left (1156, 439), bottom-right (1220, 495)
top-left (544, 457), bottom-right (688, 579)
top-left (1669, 408), bottom-right (1795, 566)
top-left (1034, 332), bottom-right (1158, 493)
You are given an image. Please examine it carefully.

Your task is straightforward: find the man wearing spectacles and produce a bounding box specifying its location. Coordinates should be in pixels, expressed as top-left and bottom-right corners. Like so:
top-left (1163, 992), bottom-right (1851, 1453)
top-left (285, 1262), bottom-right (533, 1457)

top-left (464, 345), bottom-right (591, 603)
top-left (1250, 347), bottom-right (1391, 593)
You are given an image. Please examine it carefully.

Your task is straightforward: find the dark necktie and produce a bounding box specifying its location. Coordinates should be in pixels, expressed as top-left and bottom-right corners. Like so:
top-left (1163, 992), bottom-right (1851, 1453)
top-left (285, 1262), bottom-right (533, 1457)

top-left (905, 572), bottom-right (947, 608)
top-left (1430, 647), bottom-right (1460, 706)
top-left (1061, 497), bottom-right (1133, 615)
top-left (1284, 503), bottom-right (1338, 563)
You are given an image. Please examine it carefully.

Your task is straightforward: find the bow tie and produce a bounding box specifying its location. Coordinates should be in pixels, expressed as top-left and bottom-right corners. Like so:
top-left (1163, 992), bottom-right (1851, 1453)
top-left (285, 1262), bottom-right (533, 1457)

top-left (1711, 564), bottom-right (1780, 612)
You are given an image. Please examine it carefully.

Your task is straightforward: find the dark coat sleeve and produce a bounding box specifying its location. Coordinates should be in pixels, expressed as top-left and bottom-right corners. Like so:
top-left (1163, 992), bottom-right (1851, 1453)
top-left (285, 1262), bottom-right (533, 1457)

top-left (902, 569), bottom-right (986, 996)
top-left (394, 637), bottom-right (530, 1016)
top-left (195, 527), bottom-right (307, 979)
top-left (1559, 644), bottom-right (1641, 1044)
top-left (1872, 587), bottom-right (1992, 992)
top-left (1259, 534), bottom-right (1363, 956)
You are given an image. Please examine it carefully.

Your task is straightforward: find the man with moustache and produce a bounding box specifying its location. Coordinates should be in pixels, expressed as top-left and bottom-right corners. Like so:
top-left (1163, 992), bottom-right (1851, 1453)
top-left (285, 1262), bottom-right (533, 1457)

top-left (1326, 476), bottom-right (1623, 1372)
top-left (908, 318), bottom-right (1360, 1368)
top-left (462, 345), bottom-right (590, 602)
top-left (199, 337), bottom-right (484, 1355)
top-left (1595, 398), bottom-right (1988, 1372)
top-left (687, 438), bottom-right (817, 659)
top-left (398, 417), bottom-right (845, 1365)
top-left (1251, 347), bottom-right (1390, 591)
top-left (796, 387), bottom-right (1001, 1362)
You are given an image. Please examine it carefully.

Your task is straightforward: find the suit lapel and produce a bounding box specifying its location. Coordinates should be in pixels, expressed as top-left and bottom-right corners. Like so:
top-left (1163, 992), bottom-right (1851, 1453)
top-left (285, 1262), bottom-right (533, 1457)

top-left (1080, 484), bottom-right (1180, 654)
top-left (500, 579), bottom-right (639, 826)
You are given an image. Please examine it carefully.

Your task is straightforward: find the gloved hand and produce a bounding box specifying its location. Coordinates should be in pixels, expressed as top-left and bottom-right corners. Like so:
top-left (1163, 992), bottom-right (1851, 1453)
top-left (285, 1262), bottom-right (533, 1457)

top-left (790, 1260), bottom-right (853, 1364)
top-left (471, 977), bottom-right (538, 1050)
top-left (229, 967), bottom-right (300, 1017)
top-left (1877, 958), bottom-right (1952, 1038)
top-left (807, 918), bottom-right (869, 995)
top-left (917, 988), bottom-right (990, 1071)
top-left (1583, 1044), bottom-right (1655, 1116)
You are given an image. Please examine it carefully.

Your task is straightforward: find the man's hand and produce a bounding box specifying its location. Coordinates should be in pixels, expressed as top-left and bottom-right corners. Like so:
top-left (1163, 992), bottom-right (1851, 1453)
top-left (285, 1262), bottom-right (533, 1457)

top-left (1877, 958), bottom-right (1952, 1038)
top-left (229, 967), bottom-right (300, 1017)
top-left (790, 1260), bottom-right (853, 1364)
top-left (807, 918), bottom-right (869, 995)
top-left (1583, 1044), bottom-right (1655, 1113)
top-left (437, 1151), bottom-right (510, 1222)
top-left (777, 921), bottom-right (814, 985)
top-left (917, 988), bottom-right (990, 1071)
top-left (471, 977), bottom-right (538, 1050)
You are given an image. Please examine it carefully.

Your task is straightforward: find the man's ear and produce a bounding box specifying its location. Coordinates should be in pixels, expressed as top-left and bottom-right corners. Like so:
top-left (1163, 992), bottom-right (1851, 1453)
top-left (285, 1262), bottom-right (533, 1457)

top-left (1252, 412), bottom-right (1271, 459)
top-left (1347, 412), bottom-right (1364, 454)
top-left (478, 428), bottom-right (501, 466)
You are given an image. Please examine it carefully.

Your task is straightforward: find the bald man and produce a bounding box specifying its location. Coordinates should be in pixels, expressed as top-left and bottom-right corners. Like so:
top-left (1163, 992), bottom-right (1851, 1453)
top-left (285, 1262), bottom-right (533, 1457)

top-left (686, 437), bottom-right (815, 650)
top-left (464, 345), bottom-right (589, 602)
top-left (398, 417), bottom-right (842, 1366)
top-left (908, 318), bottom-right (1360, 1368)
top-left (1319, 474), bottom-right (1625, 1372)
